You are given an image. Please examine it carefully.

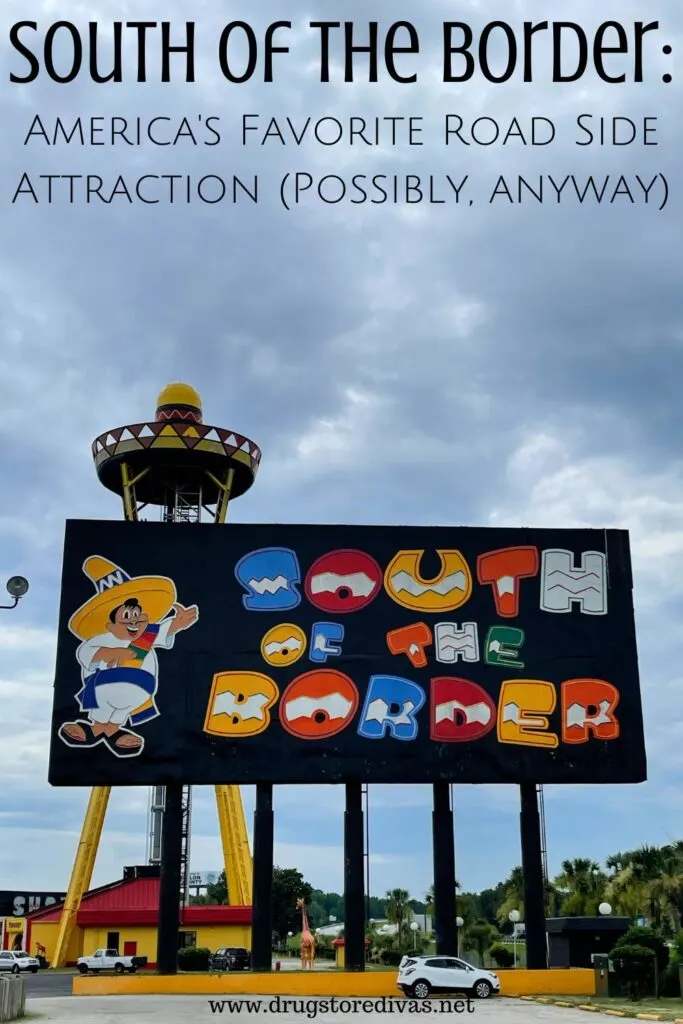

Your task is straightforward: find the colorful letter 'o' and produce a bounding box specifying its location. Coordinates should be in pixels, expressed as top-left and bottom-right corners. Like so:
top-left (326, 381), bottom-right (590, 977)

top-left (279, 669), bottom-right (359, 739)
top-left (260, 623), bottom-right (307, 667)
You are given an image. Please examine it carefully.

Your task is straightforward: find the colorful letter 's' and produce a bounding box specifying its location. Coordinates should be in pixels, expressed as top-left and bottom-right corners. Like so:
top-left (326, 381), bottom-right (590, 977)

top-left (234, 548), bottom-right (301, 611)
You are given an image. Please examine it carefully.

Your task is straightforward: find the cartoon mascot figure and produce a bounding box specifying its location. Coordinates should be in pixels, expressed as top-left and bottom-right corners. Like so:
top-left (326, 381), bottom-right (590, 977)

top-left (58, 556), bottom-right (198, 757)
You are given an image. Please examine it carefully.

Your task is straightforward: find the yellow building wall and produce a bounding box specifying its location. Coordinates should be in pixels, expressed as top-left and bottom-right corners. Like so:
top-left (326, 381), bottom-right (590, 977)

top-left (30, 920), bottom-right (251, 967)
top-left (195, 925), bottom-right (251, 951)
top-left (82, 926), bottom-right (158, 964)
top-left (31, 921), bottom-right (83, 965)
top-left (80, 923), bottom-right (251, 964)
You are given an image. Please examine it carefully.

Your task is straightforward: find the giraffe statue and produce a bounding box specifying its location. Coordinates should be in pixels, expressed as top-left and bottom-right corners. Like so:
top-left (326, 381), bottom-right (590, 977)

top-left (297, 897), bottom-right (316, 970)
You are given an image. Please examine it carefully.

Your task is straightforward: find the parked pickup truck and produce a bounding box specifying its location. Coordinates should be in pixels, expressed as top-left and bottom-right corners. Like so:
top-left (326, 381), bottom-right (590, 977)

top-left (77, 949), bottom-right (147, 974)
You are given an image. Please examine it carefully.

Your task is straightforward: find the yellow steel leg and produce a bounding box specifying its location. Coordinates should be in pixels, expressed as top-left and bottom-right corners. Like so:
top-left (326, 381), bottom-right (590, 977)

top-left (211, 473), bottom-right (253, 907)
top-left (215, 785), bottom-right (253, 905)
top-left (51, 786), bottom-right (110, 967)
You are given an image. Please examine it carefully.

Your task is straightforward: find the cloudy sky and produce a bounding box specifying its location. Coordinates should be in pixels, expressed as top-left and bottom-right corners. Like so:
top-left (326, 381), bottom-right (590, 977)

top-left (0, 0), bottom-right (681, 904)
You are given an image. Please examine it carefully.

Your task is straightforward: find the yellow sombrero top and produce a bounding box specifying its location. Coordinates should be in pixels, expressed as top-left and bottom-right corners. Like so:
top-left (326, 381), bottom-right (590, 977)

top-left (69, 556), bottom-right (177, 641)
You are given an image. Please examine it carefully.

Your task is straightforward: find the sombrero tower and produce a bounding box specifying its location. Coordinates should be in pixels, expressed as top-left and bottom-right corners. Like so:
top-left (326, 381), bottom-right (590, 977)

top-left (52, 384), bottom-right (261, 971)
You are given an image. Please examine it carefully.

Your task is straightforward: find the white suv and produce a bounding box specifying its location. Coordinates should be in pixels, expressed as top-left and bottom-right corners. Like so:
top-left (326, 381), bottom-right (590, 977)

top-left (397, 954), bottom-right (500, 999)
top-left (0, 950), bottom-right (40, 974)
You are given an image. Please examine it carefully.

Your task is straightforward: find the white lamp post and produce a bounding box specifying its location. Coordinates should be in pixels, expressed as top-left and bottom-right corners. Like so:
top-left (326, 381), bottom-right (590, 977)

top-left (455, 917), bottom-right (464, 957)
top-left (508, 910), bottom-right (521, 967)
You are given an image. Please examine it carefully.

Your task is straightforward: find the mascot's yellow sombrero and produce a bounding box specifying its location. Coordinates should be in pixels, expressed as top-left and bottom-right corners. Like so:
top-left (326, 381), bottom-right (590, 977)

top-left (69, 556), bottom-right (177, 640)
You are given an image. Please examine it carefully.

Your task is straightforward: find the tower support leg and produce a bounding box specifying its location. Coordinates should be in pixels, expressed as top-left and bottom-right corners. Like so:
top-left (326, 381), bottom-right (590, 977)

top-left (157, 784), bottom-right (184, 974)
top-left (344, 783), bottom-right (365, 971)
top-left (251, 783), bottom-right (274, 972)
top-left (520, 782), bottom-right (548, 969)
top-left (215, 785), bottom-right (253, 906)
top-left (52, 786), bottom-right (110, 968)
top-left (432, 782), bottom-right (457, 955)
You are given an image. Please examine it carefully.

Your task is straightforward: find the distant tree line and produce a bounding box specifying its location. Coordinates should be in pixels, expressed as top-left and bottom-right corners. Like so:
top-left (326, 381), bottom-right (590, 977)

top-left (190, 840), bottom-right (683, 945)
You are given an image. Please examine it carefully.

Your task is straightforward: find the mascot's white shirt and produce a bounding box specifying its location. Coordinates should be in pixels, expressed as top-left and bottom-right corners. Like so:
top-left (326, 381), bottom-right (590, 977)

top-left (76, 618), bottom-right (175, 677)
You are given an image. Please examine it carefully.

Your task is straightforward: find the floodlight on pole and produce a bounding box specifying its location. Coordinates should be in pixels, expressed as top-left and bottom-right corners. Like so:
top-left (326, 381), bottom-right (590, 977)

top-left (0, 576), bottom-right (29, 609)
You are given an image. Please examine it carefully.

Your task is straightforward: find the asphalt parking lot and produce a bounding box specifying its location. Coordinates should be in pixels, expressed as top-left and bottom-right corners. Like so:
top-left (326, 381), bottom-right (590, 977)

top-left (24, 994), bottom-right (605, 1023)
top-left (24, 969), bottom-right (75, 998)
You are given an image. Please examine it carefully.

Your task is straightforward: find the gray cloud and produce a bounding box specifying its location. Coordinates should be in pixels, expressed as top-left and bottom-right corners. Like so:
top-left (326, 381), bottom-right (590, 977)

top-left (0, 0), bottom-right (681, 894)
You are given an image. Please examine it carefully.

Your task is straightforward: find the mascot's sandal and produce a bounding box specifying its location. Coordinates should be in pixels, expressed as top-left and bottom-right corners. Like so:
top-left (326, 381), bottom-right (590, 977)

top-left (58, 719), bottom-right (144, 756)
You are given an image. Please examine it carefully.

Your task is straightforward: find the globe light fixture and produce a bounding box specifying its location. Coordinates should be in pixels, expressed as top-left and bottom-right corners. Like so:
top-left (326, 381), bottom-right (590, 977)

top-left (456, 916), bottom-right (464, 928)
top-left (508, 909), bottom-right (520, 923)
top-left (0, 575), bottom-right (29, 609)
top-left (410, 921), bottom-right (419, 932)
top-left (598, 902), bottom-right (612, 916)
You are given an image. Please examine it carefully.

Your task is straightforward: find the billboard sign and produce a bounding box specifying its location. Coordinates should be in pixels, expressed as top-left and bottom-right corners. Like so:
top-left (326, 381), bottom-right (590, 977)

top-left (48, 520), bottom-right (646, 786)
top-left (188, 872), bottom-right (220, 887)
top-left (0, 892), bottom-right (65, 917)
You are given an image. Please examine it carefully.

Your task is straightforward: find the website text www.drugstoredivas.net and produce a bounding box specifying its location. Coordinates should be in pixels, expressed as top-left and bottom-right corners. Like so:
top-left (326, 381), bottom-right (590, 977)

top-left (208, 996), bottom-right (477, 1016)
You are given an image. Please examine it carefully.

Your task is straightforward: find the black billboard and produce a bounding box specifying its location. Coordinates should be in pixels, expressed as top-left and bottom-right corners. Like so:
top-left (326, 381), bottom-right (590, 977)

top-left (48, 520), bottom-right (646, 786)
top-left (0, 892), bottom-right (65, 917)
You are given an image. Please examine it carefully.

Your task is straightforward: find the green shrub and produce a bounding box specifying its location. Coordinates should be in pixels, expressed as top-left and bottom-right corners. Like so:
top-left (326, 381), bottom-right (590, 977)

top-left (178, 946), bottom-right (211, 971)
top-left (488, 943), bottom-right (514, 968)
top-left (612, 926), bottom-right (668, 973)
top-left (610, 943), bottom-right (655, 1001)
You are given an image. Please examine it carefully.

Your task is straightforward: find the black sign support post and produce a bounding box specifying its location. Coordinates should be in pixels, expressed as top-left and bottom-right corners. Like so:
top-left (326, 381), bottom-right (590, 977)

top-left (251, 783), bottom-right (274, 971)
top-left (520, 782), bottom-right (548, 969)
top-left (157, 784), bottom-right (184, 974)
top-left (344, 782), bottom-right (365, 971)
top-left (432, 782), bottom-right (457, 955)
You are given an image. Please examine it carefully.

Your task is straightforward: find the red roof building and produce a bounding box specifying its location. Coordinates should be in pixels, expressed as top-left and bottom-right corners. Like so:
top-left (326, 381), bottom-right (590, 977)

top-left (26, 867), bottom-right (251, 968)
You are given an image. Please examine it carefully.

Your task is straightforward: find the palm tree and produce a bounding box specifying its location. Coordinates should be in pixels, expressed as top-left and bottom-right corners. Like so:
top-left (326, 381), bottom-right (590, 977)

top-left (496, 867), bottom-right (525, 927)
top-left (464, 920), bottom-right (499, 965)
top-left (553, 858), bottom-right (607, 916)
top-left (385, 889), bottom-right (411, 948)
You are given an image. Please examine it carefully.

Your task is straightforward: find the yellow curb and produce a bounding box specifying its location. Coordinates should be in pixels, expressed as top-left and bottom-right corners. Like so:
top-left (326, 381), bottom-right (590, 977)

top-left (604, 1012), bottom-right (627, 1017)
top-left (521, 995), bottom-right (535, 1000)
top-left (536, 998), bottom-right (554, 1003)
top-left (555, 1002), bottom-right (577, 1007)
top-left (578, 1006), bottom-right (599, 1012)
top-left (635, 1016), bottom-right (664, 1021)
